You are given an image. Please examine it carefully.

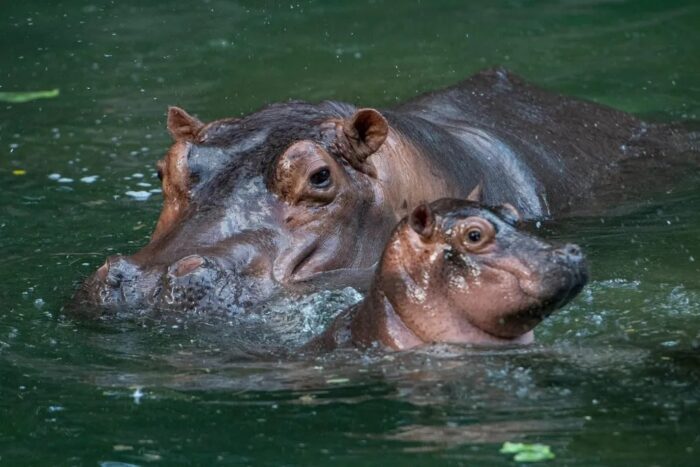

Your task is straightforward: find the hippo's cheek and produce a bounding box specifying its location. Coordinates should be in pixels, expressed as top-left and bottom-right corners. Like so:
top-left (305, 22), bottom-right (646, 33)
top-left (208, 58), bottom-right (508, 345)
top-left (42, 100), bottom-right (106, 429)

top-left (274, 233), bottom-right (363, 284)
top-left (448, 267), bottom-right (544, 339)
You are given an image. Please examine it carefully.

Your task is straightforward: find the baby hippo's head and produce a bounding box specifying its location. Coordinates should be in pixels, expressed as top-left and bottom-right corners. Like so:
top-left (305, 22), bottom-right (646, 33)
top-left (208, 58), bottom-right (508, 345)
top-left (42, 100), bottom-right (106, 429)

top-left (377, 198), bottom-right (588, 346)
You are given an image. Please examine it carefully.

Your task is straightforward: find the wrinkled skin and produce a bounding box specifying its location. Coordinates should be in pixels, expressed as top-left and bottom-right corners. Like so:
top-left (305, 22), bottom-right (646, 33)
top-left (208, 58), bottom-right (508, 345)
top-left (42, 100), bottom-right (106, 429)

top-left (308, 199), bottom-right (588, 351)
top-left (71, 68), bottom-right (697, 317)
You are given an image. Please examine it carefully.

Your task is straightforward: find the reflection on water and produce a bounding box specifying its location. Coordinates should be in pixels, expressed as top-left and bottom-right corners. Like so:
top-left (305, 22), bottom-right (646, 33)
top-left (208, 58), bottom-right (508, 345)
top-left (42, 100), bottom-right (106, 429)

top-left (1, 0), bottom-right (700, 465)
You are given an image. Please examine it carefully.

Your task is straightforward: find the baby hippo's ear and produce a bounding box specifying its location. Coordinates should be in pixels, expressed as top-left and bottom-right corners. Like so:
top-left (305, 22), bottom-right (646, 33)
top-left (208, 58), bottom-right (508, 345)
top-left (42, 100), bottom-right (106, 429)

top-left (409, 202), bottom-right (436, 239)
top-left (498, 203), bottom-right (522, 225)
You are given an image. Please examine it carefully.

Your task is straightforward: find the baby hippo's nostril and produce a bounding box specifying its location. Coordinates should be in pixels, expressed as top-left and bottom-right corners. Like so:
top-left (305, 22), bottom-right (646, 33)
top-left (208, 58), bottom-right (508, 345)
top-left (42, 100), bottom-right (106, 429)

top-left (554, 243), bottom-right (583, 262)
top-left (564, 243), bottom-right (582, 259)
top-left (171, 255), bottom-right (206, 277)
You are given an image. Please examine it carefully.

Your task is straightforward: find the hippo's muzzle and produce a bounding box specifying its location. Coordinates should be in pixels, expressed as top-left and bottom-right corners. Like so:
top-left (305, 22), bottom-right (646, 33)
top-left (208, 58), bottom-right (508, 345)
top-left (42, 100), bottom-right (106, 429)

top-left (537, 243), bottom-right (588, 308)
top-left (72, 250), bottom-right (268, 318)
top-left (80, 255), bottom-right (160, 314)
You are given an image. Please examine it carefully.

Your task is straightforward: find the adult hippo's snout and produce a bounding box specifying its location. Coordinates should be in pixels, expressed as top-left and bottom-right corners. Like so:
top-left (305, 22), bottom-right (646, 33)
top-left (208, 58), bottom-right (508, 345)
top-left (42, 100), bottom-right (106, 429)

top-left (74, 242), bottom-right (279, 317)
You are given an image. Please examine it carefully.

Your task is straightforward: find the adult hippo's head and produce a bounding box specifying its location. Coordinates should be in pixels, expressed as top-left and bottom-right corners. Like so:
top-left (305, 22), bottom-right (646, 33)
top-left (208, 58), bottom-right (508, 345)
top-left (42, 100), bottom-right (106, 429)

top-left (73, 102), bottom-right (428, 317)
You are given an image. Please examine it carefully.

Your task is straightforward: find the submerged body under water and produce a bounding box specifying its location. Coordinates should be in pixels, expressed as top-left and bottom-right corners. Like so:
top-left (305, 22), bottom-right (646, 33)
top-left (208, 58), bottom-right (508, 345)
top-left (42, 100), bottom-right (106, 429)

top-left (1, 0), bottom-right (700, 465)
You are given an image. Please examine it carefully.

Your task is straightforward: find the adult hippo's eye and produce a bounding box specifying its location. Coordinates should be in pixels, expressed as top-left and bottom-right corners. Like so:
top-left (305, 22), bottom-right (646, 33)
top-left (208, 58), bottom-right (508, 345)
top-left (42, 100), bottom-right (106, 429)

top-left (467, 229), bottom-right (482, 243)
top-left (274, 141), bottom-right (341, 205)
top-left (309, 167), bottom-right (331, 189)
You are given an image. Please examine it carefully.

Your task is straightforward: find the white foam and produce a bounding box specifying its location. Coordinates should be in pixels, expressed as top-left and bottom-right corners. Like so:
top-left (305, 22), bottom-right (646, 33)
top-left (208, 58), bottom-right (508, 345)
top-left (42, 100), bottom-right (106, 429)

top-left (125, 190), bottom-right (152, 201)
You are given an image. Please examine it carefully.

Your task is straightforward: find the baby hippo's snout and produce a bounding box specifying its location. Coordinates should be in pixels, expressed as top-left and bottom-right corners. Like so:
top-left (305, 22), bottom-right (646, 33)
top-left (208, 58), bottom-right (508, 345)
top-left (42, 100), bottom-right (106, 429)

top-left (530, 242), bottom-right (588, 313)
top-left (552, 243), bottom-right (588, 286)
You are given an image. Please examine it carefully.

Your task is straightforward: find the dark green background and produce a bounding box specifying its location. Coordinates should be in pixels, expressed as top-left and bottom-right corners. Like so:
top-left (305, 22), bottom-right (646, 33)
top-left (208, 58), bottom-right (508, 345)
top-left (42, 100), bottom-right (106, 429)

top-left (1, 1), bottom-right (699, 465)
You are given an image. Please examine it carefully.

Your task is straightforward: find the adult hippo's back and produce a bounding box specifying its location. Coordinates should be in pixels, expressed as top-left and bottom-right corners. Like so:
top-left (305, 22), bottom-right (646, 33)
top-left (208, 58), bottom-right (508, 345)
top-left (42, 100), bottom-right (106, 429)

top-left (72, 68), bottom-right (699, 317)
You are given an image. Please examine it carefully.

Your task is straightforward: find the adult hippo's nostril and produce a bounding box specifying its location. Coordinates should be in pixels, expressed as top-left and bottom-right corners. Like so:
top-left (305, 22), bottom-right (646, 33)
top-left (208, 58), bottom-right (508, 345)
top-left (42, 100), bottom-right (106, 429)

top-left (170, 255), bottom-right (206, 278)
top-left (96, 260), bottom-right (110, 282)
top-left (101, 255), bottom-right (141, 288)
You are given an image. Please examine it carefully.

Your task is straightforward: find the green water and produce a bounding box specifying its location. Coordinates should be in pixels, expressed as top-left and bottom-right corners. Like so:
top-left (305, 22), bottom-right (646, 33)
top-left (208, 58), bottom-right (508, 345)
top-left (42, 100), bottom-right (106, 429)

top-left (2, 1), bottom-right (700, 465)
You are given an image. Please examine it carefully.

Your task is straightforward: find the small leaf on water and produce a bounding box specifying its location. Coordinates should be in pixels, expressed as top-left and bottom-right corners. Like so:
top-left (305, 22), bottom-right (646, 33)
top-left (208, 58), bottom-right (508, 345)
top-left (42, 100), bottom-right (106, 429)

top-left (500, 442), bottom-right (555, 463)
top-left (12, 169), bottom-right (27, 176)
top-left (513, 449), bottom-right (555, 462)
top-left (500, 442), bottom-right (527, 454)
top-left (0, 89), bottom-right (60, 103)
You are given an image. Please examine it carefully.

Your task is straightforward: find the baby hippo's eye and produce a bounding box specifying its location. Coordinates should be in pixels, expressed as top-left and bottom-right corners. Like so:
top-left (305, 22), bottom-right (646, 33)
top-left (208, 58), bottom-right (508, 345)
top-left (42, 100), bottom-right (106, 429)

top-left (460, 217), bottom-right (495, 251)
top-left (309, 167), bottom-right (331, 189)
top-left (467, 229), bottom-right (482, 243)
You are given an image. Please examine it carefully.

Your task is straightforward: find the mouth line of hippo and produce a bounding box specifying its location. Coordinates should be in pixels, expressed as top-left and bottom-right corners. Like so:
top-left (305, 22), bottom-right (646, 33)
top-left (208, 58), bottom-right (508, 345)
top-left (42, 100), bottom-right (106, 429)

top-left (283, 240), bottom-right (321, 283)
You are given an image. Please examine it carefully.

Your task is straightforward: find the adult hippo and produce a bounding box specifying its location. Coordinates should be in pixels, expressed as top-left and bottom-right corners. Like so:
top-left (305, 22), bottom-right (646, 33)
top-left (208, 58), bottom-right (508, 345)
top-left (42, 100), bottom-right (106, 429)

top-left (72, 68), bottom-right (698, 317)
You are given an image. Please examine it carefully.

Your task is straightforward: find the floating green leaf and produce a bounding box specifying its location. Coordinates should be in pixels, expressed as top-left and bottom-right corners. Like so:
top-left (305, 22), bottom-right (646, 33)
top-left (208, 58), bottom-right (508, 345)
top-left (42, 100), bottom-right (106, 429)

top-left (500, 442), bottom-right (555, 463)
top-left (0, 89), bottom-right (60, 103)
top-left (500, 442), bottom-right (528, 454)
top-left (513, 449), bottom-right (555, 462)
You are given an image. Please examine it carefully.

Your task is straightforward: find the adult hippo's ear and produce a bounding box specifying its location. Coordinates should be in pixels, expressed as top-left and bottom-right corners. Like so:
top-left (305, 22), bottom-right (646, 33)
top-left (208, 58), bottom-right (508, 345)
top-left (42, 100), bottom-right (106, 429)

top-left (467, 183), bottom-right (483, 202)
top-left (341, 108), bottom-right (389, 177)
top-left (150, 107), bottom-right (202, 242)
top-left (167, 106), bottom-right (204, 142)
top-left (408, 202), bottom-right (436, 240)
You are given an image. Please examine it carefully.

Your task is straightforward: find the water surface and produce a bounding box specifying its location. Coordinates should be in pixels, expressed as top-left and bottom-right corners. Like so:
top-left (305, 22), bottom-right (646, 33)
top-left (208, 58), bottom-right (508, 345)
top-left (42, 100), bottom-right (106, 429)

top-left (1, 1), bottom-right (699, 465)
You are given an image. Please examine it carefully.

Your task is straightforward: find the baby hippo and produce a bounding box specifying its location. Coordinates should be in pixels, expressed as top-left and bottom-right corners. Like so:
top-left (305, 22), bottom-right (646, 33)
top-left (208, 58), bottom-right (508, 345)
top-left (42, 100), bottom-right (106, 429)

top-left (307, 198), bottom-right (588, 351)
